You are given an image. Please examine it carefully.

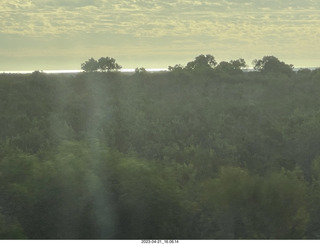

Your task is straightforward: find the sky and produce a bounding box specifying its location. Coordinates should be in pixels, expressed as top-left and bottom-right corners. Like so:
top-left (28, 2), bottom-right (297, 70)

top-left (0, 0), bottom-right (319, 71)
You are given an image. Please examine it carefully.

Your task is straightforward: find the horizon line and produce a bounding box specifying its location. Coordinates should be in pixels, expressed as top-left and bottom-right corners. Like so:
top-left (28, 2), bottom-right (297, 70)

top-left (1, 66), bottom-right (319, 74)
top-left (0, 68), bottom-right (169, 74)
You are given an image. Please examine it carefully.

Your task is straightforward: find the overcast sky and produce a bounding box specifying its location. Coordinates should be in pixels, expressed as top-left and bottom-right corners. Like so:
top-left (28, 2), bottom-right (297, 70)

top-left (0, 0), bottom-right (319, 70)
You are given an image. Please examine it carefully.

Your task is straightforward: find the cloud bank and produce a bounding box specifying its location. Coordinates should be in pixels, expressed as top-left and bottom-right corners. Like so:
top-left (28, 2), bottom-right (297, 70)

top-left (0, 0), bottom-right (319, 69)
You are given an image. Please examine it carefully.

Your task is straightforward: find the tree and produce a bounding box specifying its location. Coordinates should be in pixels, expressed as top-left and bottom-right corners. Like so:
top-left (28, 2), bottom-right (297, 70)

top-left (200, 166), bottom-right (309, 239)
top-left (200, 166), bottom-right (260, 238)
top-left (215, 61), bottom-right (239, 75)
top-left (98, 57), bottom-right (122, 72)
top-left (135, 67), bottom-right (147, 74)
top-left (230, 58), bottom-right (247, 69)
top-left (168, 64), bottom-right (183, 72)
top-left (185, 54), bottom-right (217, 71)
top-left (0, 213), bottom-right (26, 239)
top-left (214, 59), bottom-right (246, 75)
top-left (253, 56), bottom-right (293, 76)
top-left (311, 68), bottom-right (320, 82)
top-left (81, 58), bottom-right (99, 72)
top-left (259, 169), bottom-right (309, 239)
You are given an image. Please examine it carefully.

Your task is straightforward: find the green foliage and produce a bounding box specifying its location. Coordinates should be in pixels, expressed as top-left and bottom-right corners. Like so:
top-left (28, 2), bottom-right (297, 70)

top-left (98, 57), bottom-right (122, 72)
top-left (230, 58), bottom-right (247, 69)
top-left (215, 61), bottom-right (243, 75)
top-left (168, 64), bottom-right (183, 72)
top-left (81, 57), bottom-right (122, 72)
top-left (311, 156), bottom-right (320, 180)
top-left (185, 54), bottom-right (217, 71)
top-left (311, 68), bottom-right (320, 82)
top-left (0, 59), bottom-right (320, 239)
top-left (0, 213), bottom-right (26, 239)
top-left (253, 56), bottom-right (294, 76)
top-left (200, 166), bottom-right (260, 238)
top-left (81, 58), bottom-right (99, 72)
top-left (200, 167), bottom-right (308, 239)
top-left (259, 169), bottom-right (309, 239)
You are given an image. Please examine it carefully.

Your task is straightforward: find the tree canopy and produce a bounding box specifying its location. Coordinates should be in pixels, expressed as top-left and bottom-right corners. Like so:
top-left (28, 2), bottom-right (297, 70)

top-left (215, 59), bottom-right (247, 74)
top-left (81, 57), bottom-right (122, 72)
top-left (185, 54), bottom-right (217, 71)
top-left (253, 56), bottom-right (294, 76)
top-left (98, 57), bottom-right (122, 72)
top-left (1, 54), bottom-right (320, 239)
top-left (81, 58), bottom-right (99, 72)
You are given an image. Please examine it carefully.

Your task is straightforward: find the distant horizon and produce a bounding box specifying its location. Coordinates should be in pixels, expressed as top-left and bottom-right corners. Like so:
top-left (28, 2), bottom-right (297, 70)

top-left (0, 58), bottom-right (319, 74)
top-left (1, 66), bottom-right (319, 74)
top-left (0, 68), bottom-right (170, 74)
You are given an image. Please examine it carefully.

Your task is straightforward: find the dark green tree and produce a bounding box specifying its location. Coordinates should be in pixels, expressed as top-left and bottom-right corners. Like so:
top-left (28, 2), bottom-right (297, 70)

top-left (98, 57), bottom-right (122, 72)
top-left (230, 58), bottom-right (247, 69)
top-left (81, 58), bottom-right (99, 72)
top-left (185, 54), bottom-right (217, 71)
top-left (0, 213), bottom-right (26, 239)
top-left (253, 56), bottom-right (293, 76)
top-left (215, 58), bottom-right (247, 75)
top-left (168, 64), bottom-right (183, 72)
top-left (311, 68), bottom-right (320, 81)
top-left (259, 169), bottom-right (309, 239)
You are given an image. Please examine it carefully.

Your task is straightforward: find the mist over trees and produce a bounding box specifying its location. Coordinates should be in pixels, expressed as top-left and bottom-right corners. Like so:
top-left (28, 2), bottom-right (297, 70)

top-left (1, 54), bottom-right (320, 239)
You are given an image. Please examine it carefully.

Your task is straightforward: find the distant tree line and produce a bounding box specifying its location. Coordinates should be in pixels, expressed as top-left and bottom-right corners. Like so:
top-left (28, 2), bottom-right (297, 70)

top-left (81, 54), bottom-right (296, 77)
top-left (168, 54), bottom-right (294, 76)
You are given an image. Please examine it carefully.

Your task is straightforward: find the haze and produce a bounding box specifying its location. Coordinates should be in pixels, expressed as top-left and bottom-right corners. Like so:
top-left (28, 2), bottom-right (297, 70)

top-left (1, 0), bottom-right (319, 70)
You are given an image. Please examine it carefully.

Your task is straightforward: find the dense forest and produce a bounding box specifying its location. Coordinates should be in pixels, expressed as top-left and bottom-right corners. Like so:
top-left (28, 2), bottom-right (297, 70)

top-left (1, 55), bottom-right (320, 239)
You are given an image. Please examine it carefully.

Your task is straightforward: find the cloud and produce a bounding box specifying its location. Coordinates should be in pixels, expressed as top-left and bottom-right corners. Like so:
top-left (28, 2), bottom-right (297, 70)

top-left (0, 0), bottom-right (319, 69)
top-left (1, 0), bottom-right (319, 38)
